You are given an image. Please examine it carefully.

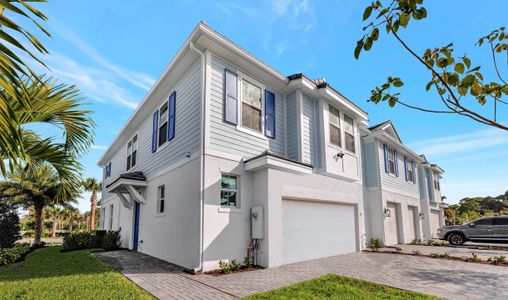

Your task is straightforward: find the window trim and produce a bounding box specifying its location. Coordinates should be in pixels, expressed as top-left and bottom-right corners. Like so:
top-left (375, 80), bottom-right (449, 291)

top-left (101, 207), bottom-right (106, 229)
top-left (236, 72), bottom-right (267, 139)
top-left (157, 101), bottom-right (169, 148)
top-left (405, 158), bottom-right (415, 183)
top-left (220, 173), bottom-right (240, 209)
top-left (156, 185), bottom-right (165, 215)
top-left (387, 147), bottom-right (396, 175)
top-left (126, 133), bottom-right (138, 171)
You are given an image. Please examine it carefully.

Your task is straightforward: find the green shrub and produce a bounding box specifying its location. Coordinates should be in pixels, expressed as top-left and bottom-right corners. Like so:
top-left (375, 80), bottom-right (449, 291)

top-left (368, 239), bottom-right (383, 251)
top-left (488, 256), bottom-right (506, 265)
top-left (0, 201), bottom-right (20, 248)
top-left (412, 250), bottom-right (421, 256)
top-left (244, 256), bottom-right (254, 269)
top-left (230, 259), bottom-right (241, 272)
top-left (468, 253), bottom-right (481, 263)
top-left (62, 230), bottom-right (121, 252)
top-left (0, 244), bottom-right (30, 266)
top-left (218, 260), bottom-right (231, 274)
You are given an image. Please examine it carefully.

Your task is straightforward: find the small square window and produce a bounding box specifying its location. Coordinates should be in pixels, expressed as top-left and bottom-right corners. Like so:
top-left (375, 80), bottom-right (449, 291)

top-left (388, 148), bottom-right (396, 174)
top-left (220, 174), bottom-right (238, 207)
top-left (328, 105), bottom-right (341, 147)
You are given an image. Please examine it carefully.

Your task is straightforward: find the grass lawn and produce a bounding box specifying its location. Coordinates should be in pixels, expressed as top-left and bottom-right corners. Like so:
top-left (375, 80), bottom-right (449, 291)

top-left (245, 274), bottom-right (439, 300)
top-left (0, 246), bottom-right (153, 299)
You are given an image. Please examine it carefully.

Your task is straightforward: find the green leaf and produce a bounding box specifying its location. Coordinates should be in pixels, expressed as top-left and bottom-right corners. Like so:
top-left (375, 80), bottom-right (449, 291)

top-left (469, 66), bottom-right (481, 73)
top-left (475, 72), bottom-right (484, 81)
top-left (463, 57), bottom-right (471, 69)
top-left (363, 6), bottom-right (373, 20)
top-left (471, 82), bottom-right (482, 96)
top-left (371, 28), bottom-right (380, 41)
top-left (393, 79), bottom-right (404, 87)
top-left (399, 12), bottom-right (410, 27)
top-left (477, 95), bottom-right (486, 105)
top-left (458, 85), bottom-right (468, 96)
top-left (454, 63), bottom-right (464, 74)
top-left (437, 58), bottom-right (448, 68)
top-left (388, 96), bottom-right (397, 107)
top-left (462, 74), bottom-right (475, 86)
top-left (447, 73), bottom-right (459, 86)
top-left (364, 37), bottom-right (373, 51)
top-left (354, 40), bottom-right (364, 59)
top-left (425, 81), bottom-right (433, 91)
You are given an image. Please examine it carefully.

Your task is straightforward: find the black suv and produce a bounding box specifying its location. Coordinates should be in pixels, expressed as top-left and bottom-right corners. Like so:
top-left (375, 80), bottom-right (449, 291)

top-left (437, 216), bottom-right (508, 245)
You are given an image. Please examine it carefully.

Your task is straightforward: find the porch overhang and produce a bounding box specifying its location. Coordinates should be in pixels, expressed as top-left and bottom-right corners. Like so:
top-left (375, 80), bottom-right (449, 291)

top-left (244, 151), bottom-right (313, 175)
top-left (106, 172), bottom-right (147, 208)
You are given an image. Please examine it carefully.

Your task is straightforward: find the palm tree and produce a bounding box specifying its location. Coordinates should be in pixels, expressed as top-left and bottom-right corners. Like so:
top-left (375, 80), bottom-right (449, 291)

top-left (82, 178), bottom-right (101, 231)
top-left (0, 165), bottom-right (79, 245)
top-left (63, 206), bottom-right (80, 233)
top-left (46, 206), bottom-right (64, 238)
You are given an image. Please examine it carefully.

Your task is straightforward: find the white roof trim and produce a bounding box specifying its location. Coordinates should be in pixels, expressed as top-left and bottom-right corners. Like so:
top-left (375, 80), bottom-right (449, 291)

top-left (244, 155), bottom-right (312, 175)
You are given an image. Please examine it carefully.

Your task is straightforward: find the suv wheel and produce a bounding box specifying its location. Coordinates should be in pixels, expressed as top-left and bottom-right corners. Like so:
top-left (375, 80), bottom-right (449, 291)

top-left (448, 233), bottom-right (465, 245)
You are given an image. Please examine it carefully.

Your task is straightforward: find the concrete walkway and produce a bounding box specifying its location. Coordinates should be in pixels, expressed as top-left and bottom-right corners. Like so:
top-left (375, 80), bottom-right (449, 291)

top-left (382, 244), bottom-right (508, 260)
top-left (95, 250), bottom-right (508, 300)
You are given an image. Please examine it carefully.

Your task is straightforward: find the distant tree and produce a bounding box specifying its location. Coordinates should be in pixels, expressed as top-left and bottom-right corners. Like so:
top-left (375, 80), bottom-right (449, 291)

top-left (0, 165), bottom-right (80, 245)
top-left (0, 201), bottom-right (20, 248)
top-left (82, 178), bottom-right (101, 231)
top-left (65, 206), bottom-right (81, 233)
top-left (355, 0), bottom-right (508, 130)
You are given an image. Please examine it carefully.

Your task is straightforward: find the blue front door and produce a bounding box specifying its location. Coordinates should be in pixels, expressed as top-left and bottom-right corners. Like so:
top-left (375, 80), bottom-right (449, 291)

top-left (133, 202), bottom-right (140, 251)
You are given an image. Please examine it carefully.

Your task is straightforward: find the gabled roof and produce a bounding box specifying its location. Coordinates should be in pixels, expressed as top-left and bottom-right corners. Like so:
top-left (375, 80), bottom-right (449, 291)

top-left (368, 120), bottom-right (402, 143)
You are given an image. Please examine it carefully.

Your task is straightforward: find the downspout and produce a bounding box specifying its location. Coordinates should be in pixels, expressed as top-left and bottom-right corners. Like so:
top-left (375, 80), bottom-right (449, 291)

top-left (189, 41), bottom-right (206, 274)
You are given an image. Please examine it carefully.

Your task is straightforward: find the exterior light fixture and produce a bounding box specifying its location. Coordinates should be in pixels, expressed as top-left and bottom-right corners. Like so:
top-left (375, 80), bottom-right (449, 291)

top-left (419, 212), bottom-right (425, 219)
top-left (383, 208), bottom-right (391, 218)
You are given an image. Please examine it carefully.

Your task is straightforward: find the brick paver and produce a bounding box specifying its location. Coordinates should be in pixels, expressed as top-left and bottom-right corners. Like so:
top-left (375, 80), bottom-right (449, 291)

top-left (384, 244), bottom-right (508, 260)
top-left (96, 250), bottom-right (508, 300)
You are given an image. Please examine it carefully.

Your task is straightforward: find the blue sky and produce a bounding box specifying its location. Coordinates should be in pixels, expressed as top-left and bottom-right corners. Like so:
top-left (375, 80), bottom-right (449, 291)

top-left (17, 0), bottom-right (508, 211)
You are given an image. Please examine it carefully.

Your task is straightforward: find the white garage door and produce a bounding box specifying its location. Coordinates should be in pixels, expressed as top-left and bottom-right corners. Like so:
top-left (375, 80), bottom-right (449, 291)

top-left (282, 200), bottom-right (357, 265)
top-left (384, 203), bottom-right (400, 245)
top-left (430, 210), bottom-right (441, 238)
top-left (407, 206), bottom-right (417, 242)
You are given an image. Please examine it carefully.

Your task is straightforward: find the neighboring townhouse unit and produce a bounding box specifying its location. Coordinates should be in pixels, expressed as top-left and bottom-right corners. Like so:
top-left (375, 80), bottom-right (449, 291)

top-left (98, 22), bottom-right (369, 272)
top-left (361, 121), bottom-right (425, 245)
top-left (418, 155), bottom-right (447, 239)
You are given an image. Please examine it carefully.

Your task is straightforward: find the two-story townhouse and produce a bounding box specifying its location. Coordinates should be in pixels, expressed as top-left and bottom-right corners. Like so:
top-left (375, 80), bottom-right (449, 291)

top-left (361, 121), bottom-right (425, 245)
top-left (418, 155), bottom-right (446, 239)
top-left (98, 22), bottom-right (369, 272)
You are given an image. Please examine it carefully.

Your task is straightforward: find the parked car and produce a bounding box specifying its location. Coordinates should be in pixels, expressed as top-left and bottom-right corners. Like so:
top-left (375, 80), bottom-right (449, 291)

top-left (437, 216), bottom-right (508, 245)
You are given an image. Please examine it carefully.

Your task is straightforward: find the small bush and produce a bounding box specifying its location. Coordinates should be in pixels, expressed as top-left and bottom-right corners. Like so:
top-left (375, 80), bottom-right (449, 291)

top-left (0, 244), bottom-right (30, 266)
top-left (430, 253), bottom-right (439, 258)
top-left (410, 239), bottom-right (421, 245)
top-left (439, 252), bottom-right (450, 259)
top-left (244, 256), bottom-right (254, 269)
top-left (218, 260), bottom-right (231, 274)
top-left (488, 256), bottom-right (506, 265)
top-left (468, 253), bottom-right (481, 263)
top-left (412, 250), bottom-right (421, 256)
top-left (230, 259), bottom-right (241, 272)
top-left (0, 202), bottom-right (21, 248)
top-left (62, 230), bottom-right (121, 252)
top-left (368, 239), bottom-right (383, 251)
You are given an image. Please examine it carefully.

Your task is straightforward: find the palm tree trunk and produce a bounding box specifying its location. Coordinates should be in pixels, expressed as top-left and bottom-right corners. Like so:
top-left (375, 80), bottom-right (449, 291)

top-left (51, 217), bottom-right (57, 238)
top-left (34, 202), bottom-right (44, 245)
top-left (90, 191), bottom-right (97, 230)
top-left (69, 217), bottom-right (74, 232)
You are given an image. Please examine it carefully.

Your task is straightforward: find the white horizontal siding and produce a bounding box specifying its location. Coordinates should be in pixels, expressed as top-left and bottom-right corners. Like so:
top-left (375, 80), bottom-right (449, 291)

top-left (302, 95), bottom-right (316, 164)
top-left (102, 59), bottom-right (202, 198)
top-left (378, 142), bottom-right (419, 196)
top-left (208, 55), bottom-right (285, 158)
top-left (285, 91), bottom-right (298, 160)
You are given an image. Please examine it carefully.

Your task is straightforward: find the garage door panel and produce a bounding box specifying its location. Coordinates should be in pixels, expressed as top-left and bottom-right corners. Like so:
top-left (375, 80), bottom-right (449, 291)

top-left (407, 206), bottom-right (417, 242)
top-left (282, 200), bottom-right (357, 265)
top-left (384, 203), bottom-right (399, 245)
top-left (430, 211), bottom-right (440, 238)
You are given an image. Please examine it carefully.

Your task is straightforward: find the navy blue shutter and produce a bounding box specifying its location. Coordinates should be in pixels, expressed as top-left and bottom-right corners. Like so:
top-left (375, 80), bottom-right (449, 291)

top-left (152, 111), bottom-right (158, 153)
top-left (383, 144), bottom-right (389, 173)
top-left (106, 162), bottom-right (111, 177)
top-left (264, 90), bottom-right (276, 138)
top-left (168, 91), bottom-right (176, 141)
top-left (394, 150), bottom-right (399, 176)
top-left (224, 69), bottom-right (238, 124)
top-left (412, 161), bottom-right (416, 183)
top-left (404, 157), bottom-right (408, 181)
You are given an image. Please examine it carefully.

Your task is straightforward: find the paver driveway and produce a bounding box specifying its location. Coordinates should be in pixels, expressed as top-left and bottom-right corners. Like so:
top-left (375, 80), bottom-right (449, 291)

top-left (95, 251), bottom-right (508, 300)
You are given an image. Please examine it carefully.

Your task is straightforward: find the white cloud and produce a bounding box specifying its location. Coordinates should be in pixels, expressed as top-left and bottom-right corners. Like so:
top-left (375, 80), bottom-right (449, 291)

top-left (48, 19), bottom-right (155, 91)
top-left (408, 128), bottom-right (508, 158)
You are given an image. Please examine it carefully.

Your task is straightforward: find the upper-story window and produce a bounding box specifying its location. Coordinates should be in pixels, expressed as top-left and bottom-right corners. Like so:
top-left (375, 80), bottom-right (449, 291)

top-left (157, 185), bottom-right (165, 214)
top-left (405, 158), bottom-right (415, 183)
top-left (434, 173), bottom-right (440, 191)
top-left (241, 79), bottom-right (262, 132)
top-left (344, 114), bottom-right (355, 153)
top-left (387, 148), bottom-right (396, 174)
top-left (109, 204), bottom-right (114, 231)
top-left (158, 102), bottom-right (168, 147)
top-left (105, 162), bottom-right (111, 179)
top-left (126, 135), bottom-right (138, 171)
top-left (329, 105), bottom-right (341, 147)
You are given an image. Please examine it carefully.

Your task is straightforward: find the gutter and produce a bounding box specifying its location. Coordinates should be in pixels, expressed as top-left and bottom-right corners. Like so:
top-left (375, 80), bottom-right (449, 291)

top-left (189, 41), bottom-right (206, 274)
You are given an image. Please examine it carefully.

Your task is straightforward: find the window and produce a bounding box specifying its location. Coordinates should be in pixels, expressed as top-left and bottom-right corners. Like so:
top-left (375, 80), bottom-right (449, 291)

top-left (157, 185), bottom-right (165, 214)
top-left (434, 173), bottom-right (440, 191)
top-left (473, 218), bottom-right (492, 226)
top-left (328, 105), bottom-right (341, 147)
top-left (220, 174), bottom-right (238, 207)
top-left (109, 204), bottom-right (114, 231)
top-left (105, 162), bottom-right (111, 179)
top-left (241, 79), bottom-right (262, 132)
top-left (344, 114), bottom-right (355, 153)
top-left (388, 148), bottom-right (396, 174)
top-left (406, 158), bottom-right (414, 182)
top-left (494, 217), bottom-right (508, 225)
top-left (126, 135), bottom-right (138, 170)
top-left (158, 102), bottom-right (168, 147)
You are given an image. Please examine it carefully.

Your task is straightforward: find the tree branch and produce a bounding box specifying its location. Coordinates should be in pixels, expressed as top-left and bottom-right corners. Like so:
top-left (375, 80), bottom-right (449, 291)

top-left (394, 98), bottom-right (458, 113)
top-left (491, 43), bottom-right (506, 84)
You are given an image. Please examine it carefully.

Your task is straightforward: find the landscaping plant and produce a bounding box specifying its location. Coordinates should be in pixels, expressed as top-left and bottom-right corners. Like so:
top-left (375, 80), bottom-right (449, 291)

top-left (368, 239), bottom-right (383, 251)
top-left (0, 244), bottom-right (30, 266)
top-left (218, 260), bottom-right (232, 274)
top-left (488, 256), bottom-right (506, 265)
